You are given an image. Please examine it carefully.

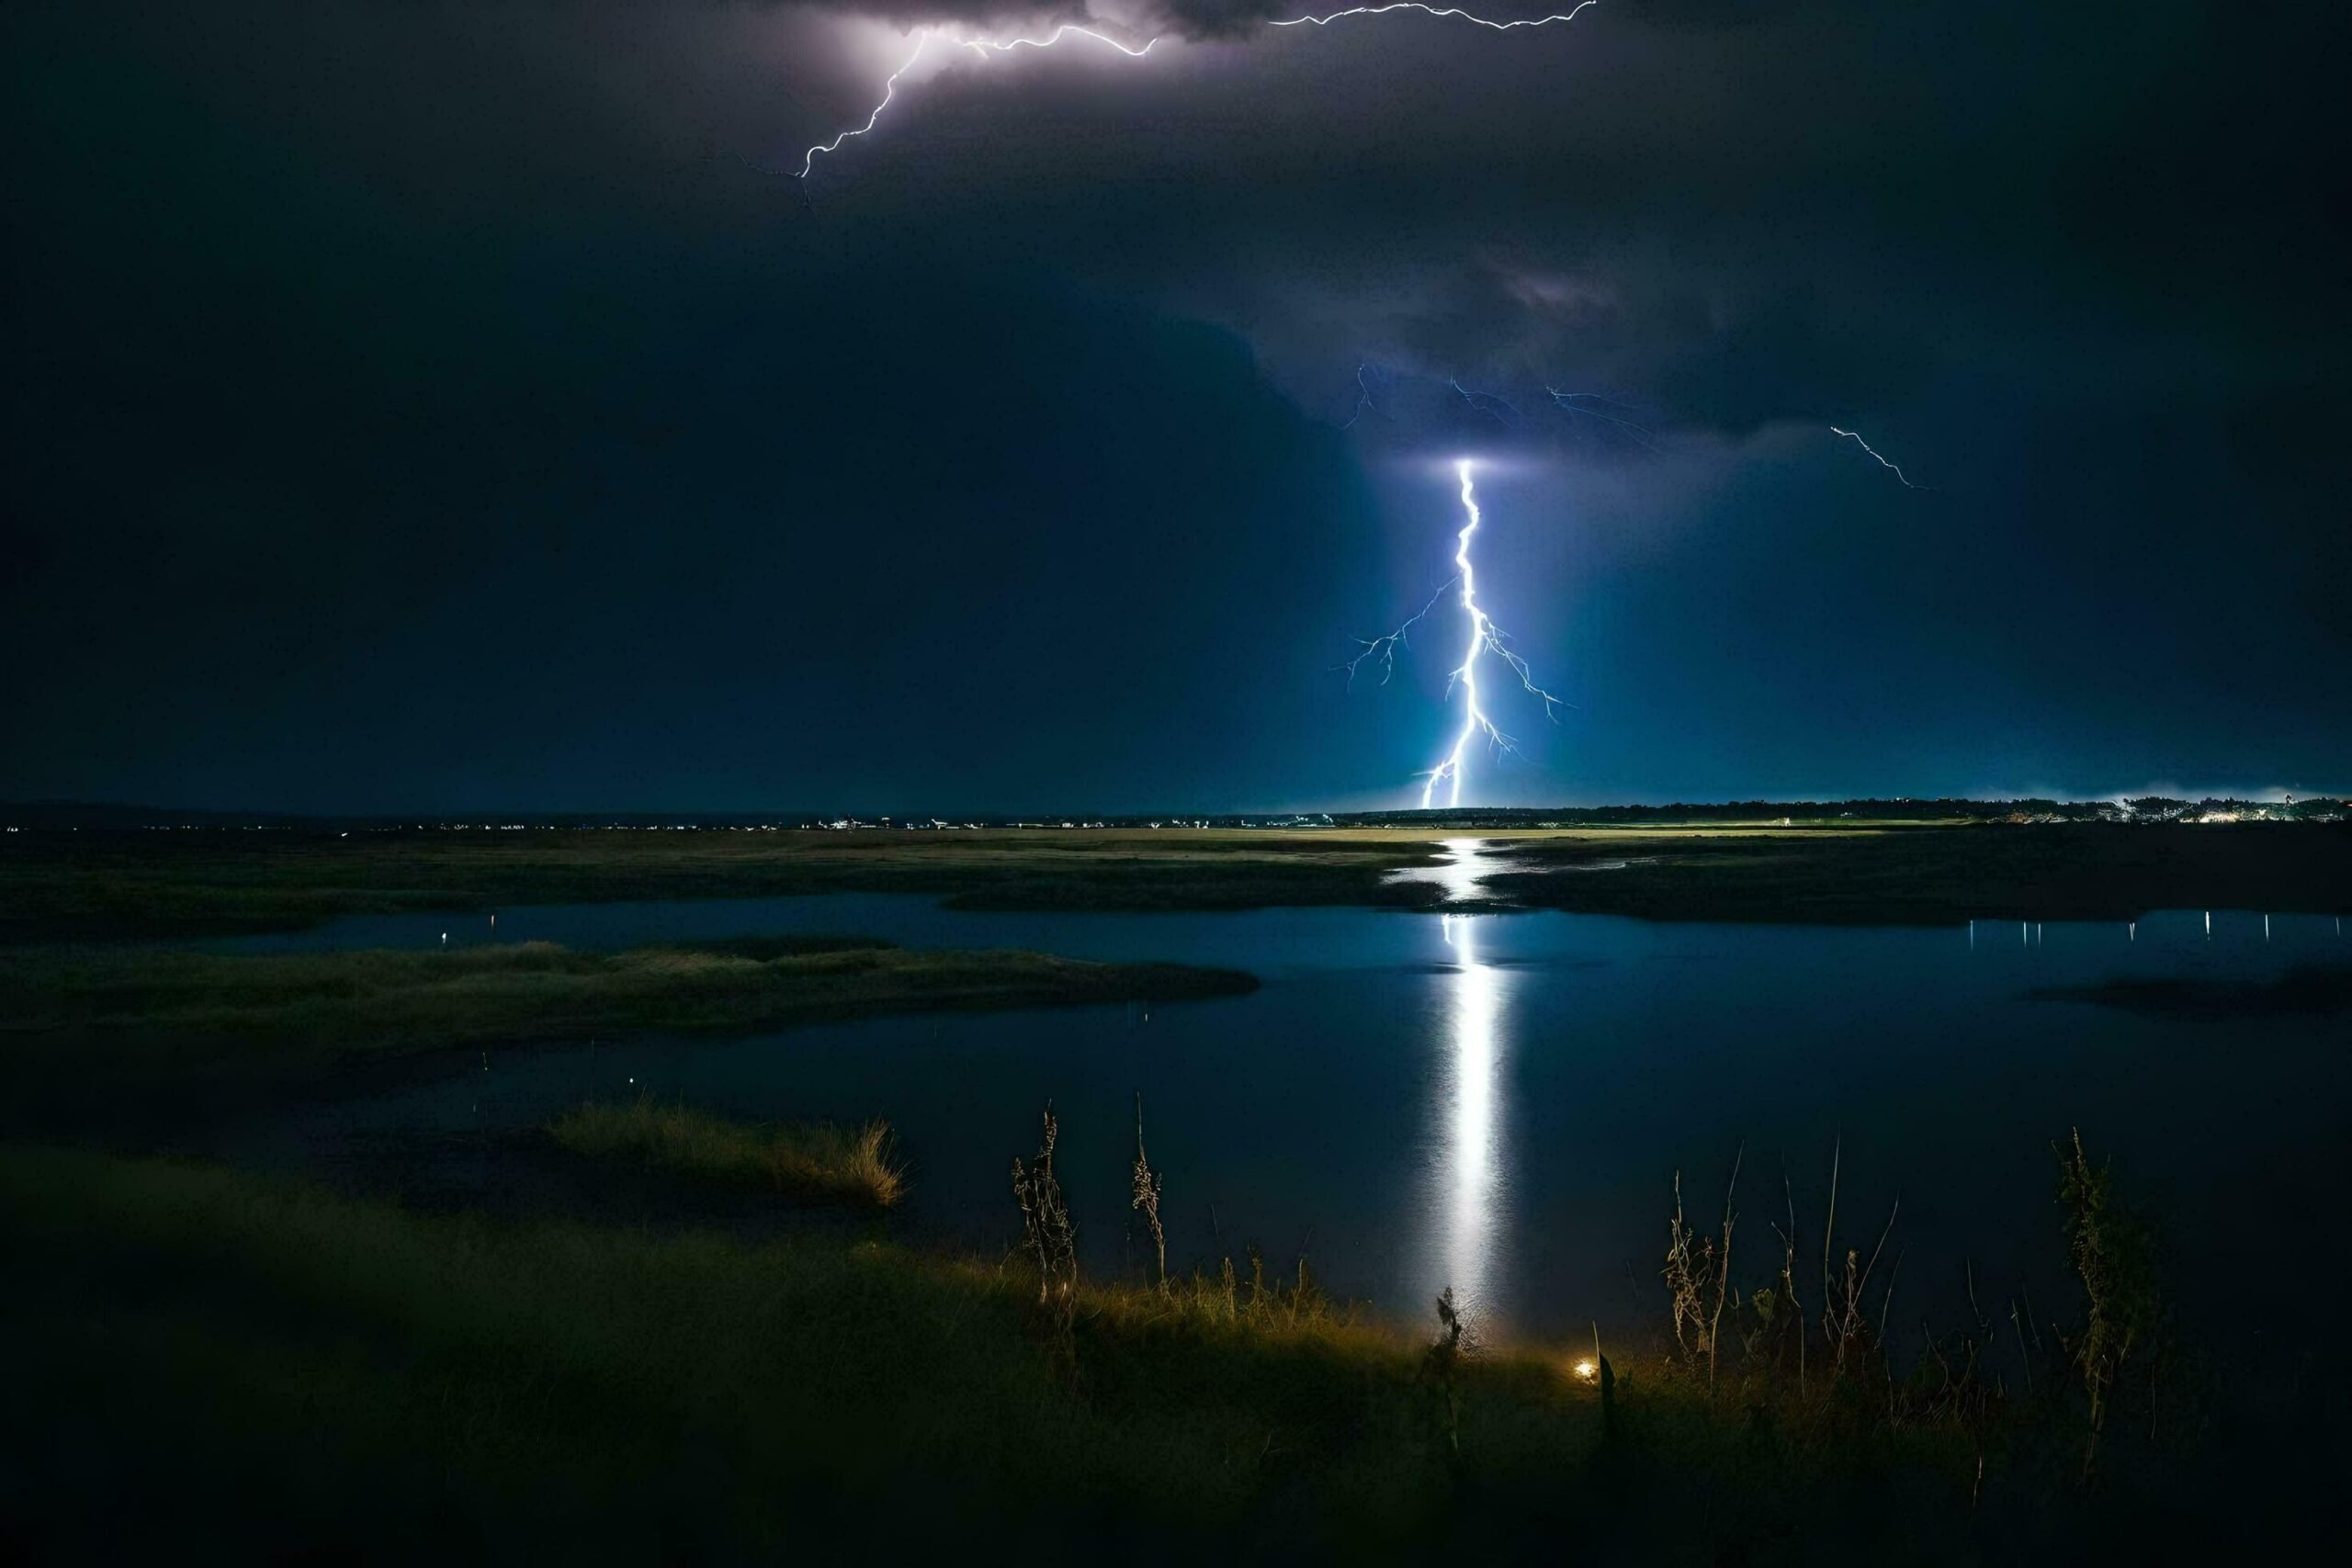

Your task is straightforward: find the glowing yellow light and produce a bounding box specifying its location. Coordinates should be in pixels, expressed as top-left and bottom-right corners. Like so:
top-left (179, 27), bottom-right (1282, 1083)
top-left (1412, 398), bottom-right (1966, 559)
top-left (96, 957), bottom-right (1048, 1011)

top-left (1571, 1359), bottom-right (1598, 1382)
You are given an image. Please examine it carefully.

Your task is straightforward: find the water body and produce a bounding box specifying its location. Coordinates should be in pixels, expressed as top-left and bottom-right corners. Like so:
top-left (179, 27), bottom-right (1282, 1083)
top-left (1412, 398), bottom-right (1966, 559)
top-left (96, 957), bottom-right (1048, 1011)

top-left (226, 843), bottom-right (2351, 1347)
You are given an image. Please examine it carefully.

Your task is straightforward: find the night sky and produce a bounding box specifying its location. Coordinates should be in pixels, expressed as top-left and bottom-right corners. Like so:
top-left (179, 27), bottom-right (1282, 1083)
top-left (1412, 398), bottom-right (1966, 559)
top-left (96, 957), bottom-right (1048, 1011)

top-left (6, 2), bottom-right (2346, 813)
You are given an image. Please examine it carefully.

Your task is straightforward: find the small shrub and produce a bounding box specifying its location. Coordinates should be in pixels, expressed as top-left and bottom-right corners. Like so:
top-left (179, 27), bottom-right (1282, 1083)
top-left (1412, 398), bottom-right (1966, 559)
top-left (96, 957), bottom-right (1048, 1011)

top-left (2055, 1127), bottom-right (2162, 1477)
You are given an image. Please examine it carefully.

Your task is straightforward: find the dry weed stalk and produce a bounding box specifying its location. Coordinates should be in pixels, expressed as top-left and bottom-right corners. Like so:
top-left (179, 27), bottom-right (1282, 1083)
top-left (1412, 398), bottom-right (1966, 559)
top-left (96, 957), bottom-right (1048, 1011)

top-left (1590, 1321), bottom-right (1618, 1446)
top-left (1821, 1137), bottom-right (1841, 1359)
top-left (2009, 1296), bottom-right (2035, 1395)
top-left (1130, 1092), bottom-right (1166, 1291)
top-left (1826, 1195), bottom-right (1899, 1381)
top-left (1710, 1146), bottom-right (1743, 1393)
top-left (1422, 1288), bottom-right (1467, 1461)
top-left (1664, 1169), bottom-right (1710, 1365)
top-left (1640, 1128), bottom-right (2170, 1505)
top-left (1011, 1102), bottom-right (1077, 1314)
top-left (1806, 1137), bottom-right (1898, 1382)
top-left (1771, 1171), bottom-right (1806, 1396)
top-left (1664, 1148), bottom-right (1742, 1392)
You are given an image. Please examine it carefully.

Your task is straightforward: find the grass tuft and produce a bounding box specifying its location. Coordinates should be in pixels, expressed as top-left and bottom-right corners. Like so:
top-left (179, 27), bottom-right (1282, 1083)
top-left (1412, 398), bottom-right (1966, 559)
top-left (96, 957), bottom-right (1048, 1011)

top-left (549, 1100), bottom-right (904, 1208)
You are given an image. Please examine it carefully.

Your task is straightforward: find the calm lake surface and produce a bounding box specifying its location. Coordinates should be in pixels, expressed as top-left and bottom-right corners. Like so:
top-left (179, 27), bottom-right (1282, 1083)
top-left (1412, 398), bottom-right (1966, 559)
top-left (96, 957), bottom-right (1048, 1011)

top-left (221, 842), bottom-right (2350, 1347)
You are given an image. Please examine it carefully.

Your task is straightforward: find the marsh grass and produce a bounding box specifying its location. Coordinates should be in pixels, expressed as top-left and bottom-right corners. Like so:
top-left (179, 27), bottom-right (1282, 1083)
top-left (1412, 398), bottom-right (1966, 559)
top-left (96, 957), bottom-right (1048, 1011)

top-left (0, 939), bottom-right (1257, 1086)
top-left (10, 823), bottom-right (2349, 944)
top-left (548, 1100), bottom-right (904, 1208)
top-left (1649, 1131), bottom-right (2192, 1514)
top-left (2053, 1127), bottom-right (2165, 1476)
top-left (1487, 821), bottom-right (2352, 924)
top-left (0, 828), bottom-right (1448, 942)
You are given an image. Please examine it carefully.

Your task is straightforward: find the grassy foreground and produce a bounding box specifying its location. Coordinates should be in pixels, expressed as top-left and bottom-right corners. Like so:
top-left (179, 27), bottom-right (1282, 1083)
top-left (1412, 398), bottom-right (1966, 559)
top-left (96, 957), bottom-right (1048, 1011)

top-left (550, 1100), bottom-right (905, 1208)
top-left (0, 937), bottom-right (1255, 1090)
top-left (0, 1143), bottom-right (2221, 1562)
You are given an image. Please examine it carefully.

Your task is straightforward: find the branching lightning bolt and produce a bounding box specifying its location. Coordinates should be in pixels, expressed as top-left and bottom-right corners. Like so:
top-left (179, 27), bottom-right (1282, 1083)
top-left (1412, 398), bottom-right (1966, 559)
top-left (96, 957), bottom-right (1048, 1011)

top-left (1340, 573), bottom-right (1457, 686)
top-left (1829, 426), bottom-right (1928, 490)
top-left (1548, 387), bottom-right (1658, 451)
top-left (797, 26), bottom-right (1158, 178)
top-left (1341, 361), bottom-right (1388, 429)
top-left (1452, 378), bottom-right (1526, 429)
top-left (796, 6), bottom-right (1599, 180)
top-left (1419, 460), bottom-right (1564, 808)
top-left (797, 30), bottom-right (934, 177)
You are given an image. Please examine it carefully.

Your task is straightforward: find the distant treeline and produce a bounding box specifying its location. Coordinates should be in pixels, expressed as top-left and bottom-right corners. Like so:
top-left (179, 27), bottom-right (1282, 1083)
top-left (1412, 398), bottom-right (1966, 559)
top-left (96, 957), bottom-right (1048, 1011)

top-left (4, 795), bottom-right (2345, 832)
top-left (1338, 796), bottom-right (2348, 827)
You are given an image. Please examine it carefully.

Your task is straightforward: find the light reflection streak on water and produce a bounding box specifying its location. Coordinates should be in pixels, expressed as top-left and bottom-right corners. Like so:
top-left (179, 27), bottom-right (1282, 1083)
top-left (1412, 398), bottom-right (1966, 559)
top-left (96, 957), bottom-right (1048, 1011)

top-left (1431, 907), bottom-right (1508, 1328)
top-left (1384, 835), bottom-right (1499, 905)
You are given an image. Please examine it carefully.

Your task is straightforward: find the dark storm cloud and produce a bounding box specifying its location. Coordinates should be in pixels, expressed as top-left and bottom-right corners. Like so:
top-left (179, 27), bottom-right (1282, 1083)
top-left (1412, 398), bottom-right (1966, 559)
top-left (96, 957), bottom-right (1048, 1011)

top-left (3, 0), bottom-right (2346, 809)
top-left (1136, 0), bottom-right (1286, 39)
top-left (793, 0), bottom-right (1088, 26)
top-left (1139, 0), bottom-right (1764, 40)
top-left (801, 0), bottom-right (2343, 455)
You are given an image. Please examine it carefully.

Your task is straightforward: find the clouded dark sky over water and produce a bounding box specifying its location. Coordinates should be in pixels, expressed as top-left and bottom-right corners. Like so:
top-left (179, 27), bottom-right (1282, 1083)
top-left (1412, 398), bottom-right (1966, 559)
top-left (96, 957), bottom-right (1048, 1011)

top-left (6, 2), bottom-right (2346, 813)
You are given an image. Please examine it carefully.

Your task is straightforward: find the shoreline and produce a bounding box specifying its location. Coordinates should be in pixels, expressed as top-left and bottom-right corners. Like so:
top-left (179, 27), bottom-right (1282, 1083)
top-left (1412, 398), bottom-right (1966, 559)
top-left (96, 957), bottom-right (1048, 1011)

top-left (6, 821), bottom-right (2349, 942)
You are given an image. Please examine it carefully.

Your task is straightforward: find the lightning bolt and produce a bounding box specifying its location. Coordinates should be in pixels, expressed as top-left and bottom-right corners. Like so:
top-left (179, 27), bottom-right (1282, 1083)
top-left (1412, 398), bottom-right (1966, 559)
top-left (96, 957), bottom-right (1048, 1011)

top-left (1452, 377), bottom-right (1527, 429)
top-left (1420, 459), bottom-right (1564, 808)
top-left (797, 26), bottom-right (1159, 178)
top-left (797, 30), bottom-right (934, 177)
top-left (1341, 360), bottom-right (1388, 428)
top-left (1829, 426), bottom-right (1928, 490)
top-left (1547, 387), bottom-right (1658, 451)
top-left (1341, 573), bottom-right (1457, 686)
top-left (970, 24), bottom-right (1161, 61)
top-left (1271, 3), bottom-right (1600, 32)
top-left (796, 6), bottom-right (1600, 180)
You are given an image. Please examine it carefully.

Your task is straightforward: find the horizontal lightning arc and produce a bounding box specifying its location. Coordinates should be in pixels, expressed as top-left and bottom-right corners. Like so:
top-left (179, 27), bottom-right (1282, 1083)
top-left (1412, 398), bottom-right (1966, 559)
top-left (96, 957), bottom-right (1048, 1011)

top-left (1271, 3), bottom-right (1600, 32)
top-left (968, 25), bottom-right (1159, 61)
top-left (1547, 387), bottom-right (1659, 451)
top-left (1451, 377), bottom-right (1525, 428)
top-left (797, 26), bottom-right (1157, 178)
top-left (796, 5), bottom-right (1602, 179)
